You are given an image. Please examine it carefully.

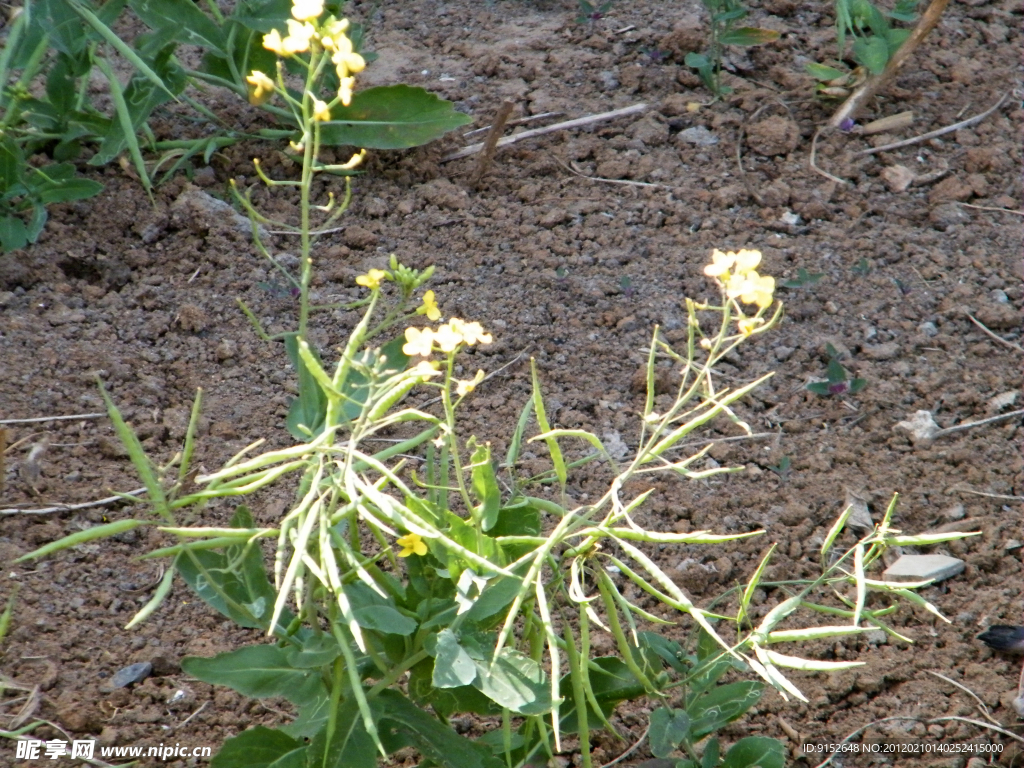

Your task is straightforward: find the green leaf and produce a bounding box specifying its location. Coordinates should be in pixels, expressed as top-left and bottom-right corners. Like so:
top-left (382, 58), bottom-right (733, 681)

top-left (409, 657), bottom-right (501, 718)
top-left (182, 645), bottom-right (327, 707)
top-left (559, 657), bottom-right (644, 733)
top-left (467, 439), bottom-right (501, 531)
top-left (720, 736), bottom-right (786, 768)
top-left (638, 632), bottom-right (688, 674)
top-left (688, 681), bottom-right (763, 740)
top-left (0, 216), bottom-right (29, 253)
top-left (36, 177), bottom-right (104, 205)
top-left (285, 334), bottom-right (328, 438)
top-left (318, 85), bottom-right (472, 150)
top-left (353, 605), bottom-right (417, 635)
top-left (805, 62), bottom-right (848, 82)
top-left (825, 358), bottom-right (848, 383)
top-left (174, 507), bottom-right (280, 630)
top-left (702, 738), bottom-right (721, 768)
top-left (433, 628), bottom-right (478, 688)
top-left (231, 0), bottom-right (292, 32)
top-left (719, 27), bottom-right (780, 46)
top-left (805, 382), bottom-right (832, 396)
top-left (684, 52), bottom-right (710, 69)
top-left (848, 378), bottom-right (867, 394)
top-left (472, 646), bottom-right (551, 715)
top-left (465, 575), bottom-right (524, 626)
top-left (376, 689), bottom-right (503, 768)
top-left (129, 0), bottom-right (227, 55)
top-left (305, 699), bottom-right (378, 768)
top-left (852, 35), bottom-right (889, 74)
top-left (283, 634), bottom-right (341, 669)
top-left (885, 27), bottom-right (911, 53)
top-left (649, 707), bottom-right (690, 758)
top-left (209, 726), bottom-right (305, 768)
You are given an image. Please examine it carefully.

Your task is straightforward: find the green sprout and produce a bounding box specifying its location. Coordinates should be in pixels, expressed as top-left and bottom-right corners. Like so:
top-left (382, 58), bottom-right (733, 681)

top-left (685, 0), bottom-right (779, 97)
top-left (807, 348), bottom-right (866, 396)
top-left (780, 268), bottom-right (825, 290)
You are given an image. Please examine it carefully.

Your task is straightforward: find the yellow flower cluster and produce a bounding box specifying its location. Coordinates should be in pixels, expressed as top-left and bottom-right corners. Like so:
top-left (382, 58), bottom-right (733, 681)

top-left (703, 248), bottom-right (775, 310)
top-left (402, 319), bottom-right (492, 357)
top-left (255, 0), bottom-right (366, 108)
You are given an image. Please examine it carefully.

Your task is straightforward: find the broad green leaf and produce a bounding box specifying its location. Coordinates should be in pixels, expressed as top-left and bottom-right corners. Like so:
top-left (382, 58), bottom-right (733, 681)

top-left (805, 62), bottom-right (848, 82)
top-left (468, 438), bottom-right (501, 532)
top-left (472, 646), bottom-right (551, 715)
top-left (376, 689), bottom-right (503, 768)
top-left (283, 634), bottom-right (341, 668)
top-left (129, 0), bottom-right (227, 55)
top-left (433, 628), bottom-right (478, 688)
top-left (465, 575), bottom-right (524, 626)
top-left (209, 726), bottom-right (304, 768)
top-left (285, 334), bottom-right (328, 438)
top-left (638, 632), bottom-right (688, 674)
top-left (702, 738), bottom-right (721, 768)
top-left (720, 736), bottom-right (786, 768)
top-left (688, 681), bottom-right (763, 740)
top-left (353, 605), bottom-right (417, 635)
top-left (182, 644), bottom-right (327, 707)
top-left (36, 177), bottom-right (104, 205)
top-left (558, 656), bottom-right (644, 733)
top-left (304, 699), bottom-right (378, 768)
top-left (719, 27), bottom-right (780, 46)
top-left (231, 0), bottom-right (292, 32)
top-left (319, 86), bottom-right (472, 151)
top-left (885, 27), bottom-right (911, 53)
top-left (409, 657), bottom-right (501, 718)
top-left (649, 707), bottom-right (690, 758)
top-left (0, 216), bottom-right (29, 253)
top-left (853, 35), bottom-right (889, 74)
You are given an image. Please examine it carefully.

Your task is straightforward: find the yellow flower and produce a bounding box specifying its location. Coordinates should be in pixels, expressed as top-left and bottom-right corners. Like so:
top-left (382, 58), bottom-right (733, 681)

top-left (732, 249), bottom-right (762, 275)
top-left (355, 268), bottom-right (389, 290)
top-left (337, 75), bottom-right (356, 107)
top-left (456, 369), bottom-right (486, 397)
top-left (417, 290), bottom-right (441, 321)
top-left (262, 28), bottom-right (287, 55)
top-left (449, 318), bottom-right (492, 346)
top-left (433, 322), bottom-right (463, 353)
top-left (700, 338), bottom-right (713, 349)
top-left (728, 271), bottom-right (776, 309)
top-left (337, 149), bottom-right (366, 170)
top-left (411, 360), bottom-right (441, 378)
top-left (291, 0), bottom-right (323, 21)
top-left (396, 533), bottom-right (427, 557)
top-left (403, 327), bottom-right (435, 357)
top-left (311, 96), bottom-right (331, 122)
top-left (245, 70), bottom-right (275, 105)
top-left (321, 16), bottom-right (350, 39)
top-left (737, 316), bottom-right (763, 336)
top-left (703, 249), bottom-right (736, 279)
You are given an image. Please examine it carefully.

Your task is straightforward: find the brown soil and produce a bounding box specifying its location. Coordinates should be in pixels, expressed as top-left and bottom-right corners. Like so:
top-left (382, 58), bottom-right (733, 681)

top-left (1, 0), bottom-right (1022, 765)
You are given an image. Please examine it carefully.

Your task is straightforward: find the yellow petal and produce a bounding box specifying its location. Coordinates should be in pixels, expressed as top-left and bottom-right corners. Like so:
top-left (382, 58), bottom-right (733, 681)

top-left (290, 0), bottom-right (323, 21)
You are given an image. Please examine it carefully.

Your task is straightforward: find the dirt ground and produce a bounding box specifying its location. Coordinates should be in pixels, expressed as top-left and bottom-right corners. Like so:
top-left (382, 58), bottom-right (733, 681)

top-left (1, 0), bottom-right (1022, 765)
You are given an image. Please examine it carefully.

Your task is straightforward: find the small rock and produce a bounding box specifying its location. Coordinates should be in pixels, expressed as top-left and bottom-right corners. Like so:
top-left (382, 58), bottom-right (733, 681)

top-left (745, 116), bottom-right (800, 156)
top-left (973, 301), bottom-right (1018, 330)
top-left (863, 342), bottom-right (899, 361)
top-left (942, 503), bottom-right (965, 522)
top-left (343, 225), bottom-right (378, 250)
top-left (419, 178), bottom-right (469, 210)
top-left (598, 70), bottom-right (619, 90)
top-left (881, 165), bottom-right (915, 193)
top-left (773, 345), bottom-right (794, 361)
top-left (176, 304), bottom-right (208, 333)
top-left (111, 661), bottom-right (153, 689)
top-left (928, 176), bottom-right (973, 204)
top-left (1005, 539), bottom-right (1023, 553)
top-left (844, 489), bottom-right (874, 533)
top-left (990, 288), bottom-right (1009, 303)
top-left (539, 208), bottom-right (569, 229)
top-left (894, 410), bottom-right (942, 445)
top-left (928, 202), bottom-right (969, 230)
top-left (215, 339), bottom-right (238, 361)
top-left (97, 436), bottom-right (129, 459)
top-left (917, 321), bottom-right (938, 337)
top-left (865, 629), bottom-right (887, 646)
top-left (678, 126), bottom-right (718, 146)
top-left (882, 554), bottom-right (965, 583)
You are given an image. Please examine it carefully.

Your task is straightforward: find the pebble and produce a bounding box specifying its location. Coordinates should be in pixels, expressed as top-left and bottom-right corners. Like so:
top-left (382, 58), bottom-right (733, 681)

top-left (917, 321), bottom-right (938, 337)
top-left (111, 661), bottom-right (153, 689)
top-left (882, 554), bottom-right (965, 583)
top-left (678, 126), bottom-right (718, 146)
top-left (928, 202), bottom-right (969, 230)
top-left (989, 289), bottom-right (1009, 303)
top-left (773, 346), bottom-right (794, 361)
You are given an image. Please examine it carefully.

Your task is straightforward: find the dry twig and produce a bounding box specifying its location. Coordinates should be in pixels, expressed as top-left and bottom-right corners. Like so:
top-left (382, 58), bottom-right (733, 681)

top-left (0, 413), bottom-right (105, 425)
top-left (442, 104), bottom-right (648, 162)
top-left (809, 126), bottom-right (849, 185)
top-left (856, 91), bottom-right (1011, 156)
top-left (1, 487), bottom-right (148, 515)
top-left (471, 101), bottom-right (515, 188)
top-left (829, 0), bottom-right (951, 127)
top-left (964, 310), bottom-right (1024, 353)
top-left (925, 670), bottom-right (1001, 727)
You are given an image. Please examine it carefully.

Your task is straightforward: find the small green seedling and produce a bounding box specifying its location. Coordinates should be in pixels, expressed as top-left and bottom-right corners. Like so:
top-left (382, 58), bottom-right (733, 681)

top-left (767, 456), bottom-right (791, 482)
top-left (685, 0), bottom-right (780, 97)
top-left (620, 275), bottom-right (636, 298)
top-left (807, 352), bottom-right (866, 396)
top-left (780, 268), bottom-right (825, 290)
top-left (576, 0), bottom-right (613, 24)
top-left (852, 258), bottom-right (871, 277)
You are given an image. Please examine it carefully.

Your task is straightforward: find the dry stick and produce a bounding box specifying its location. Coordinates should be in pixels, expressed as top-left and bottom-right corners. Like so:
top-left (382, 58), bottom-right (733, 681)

top-left (442, 103), bottom-right (648, 162)
top-left (958, 201), bottom-right (1024, 216)
top-left (964, 310), bottom-right (1024, 353)
top-left (829, 0), bottom-right (951, 128)
top-left (933, 408), bottom-right (1024, 439)
top-left (857, 91), bottom-right (1011, 156)
top-left (462, 111), bottom-right (563, 139)
top-left (0, 412), bottom-right (106, 425)
top-left (952, 486), bottom-right (1024, 502)
top-left (925, 671), bottom-right (1002, 727)
top-left (1, 487), bottom-right (147, 515)
top-left (809, 126), bottom-right (849, 185)
top-left (470, 101), bottom-right (515, 188)
top-left (552, 155), bottom-right (673, 191)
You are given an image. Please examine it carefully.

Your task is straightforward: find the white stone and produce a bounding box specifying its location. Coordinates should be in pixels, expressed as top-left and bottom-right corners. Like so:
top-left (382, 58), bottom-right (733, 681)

top-left (882, 554), bottom-right (965, 583)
